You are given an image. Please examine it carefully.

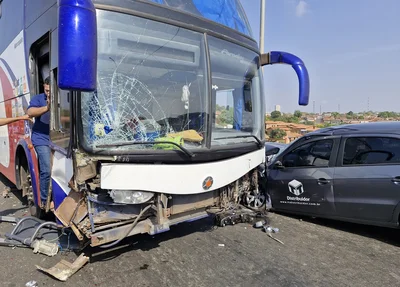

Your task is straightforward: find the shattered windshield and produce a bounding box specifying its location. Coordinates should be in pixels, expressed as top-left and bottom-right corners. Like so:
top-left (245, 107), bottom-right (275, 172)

top-left (80, 10), bottom-right (263, 153)
top-left (81, 10), bottom-right (208, 151)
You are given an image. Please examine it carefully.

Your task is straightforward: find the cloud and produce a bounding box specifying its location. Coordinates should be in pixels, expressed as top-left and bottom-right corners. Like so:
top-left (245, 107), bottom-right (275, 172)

top-left (295, 0), bottom-right (308, 17)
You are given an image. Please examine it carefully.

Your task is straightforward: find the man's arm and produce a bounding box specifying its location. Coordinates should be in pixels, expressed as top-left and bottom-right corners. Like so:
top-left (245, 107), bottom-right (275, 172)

top-left (0, 115), bottom-right (32, 127)
top-left (27, 105), bottom-right (48, 117)
top-left (27, 95), bottom-right (50, 117)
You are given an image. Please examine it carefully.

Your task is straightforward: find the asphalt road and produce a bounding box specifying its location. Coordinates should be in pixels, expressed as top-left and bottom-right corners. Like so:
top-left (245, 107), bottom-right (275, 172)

top-left (0, 175), bottom-right (399, 287)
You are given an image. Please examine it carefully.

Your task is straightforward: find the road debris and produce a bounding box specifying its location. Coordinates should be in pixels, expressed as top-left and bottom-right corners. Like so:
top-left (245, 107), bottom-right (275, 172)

top-left (262, 225), bottom-right (284, 245)
top-left (254, 220), bottom-right (265, 228)
top-left (263, 226), bottom-right (279, 233)
top-left (36, 253), bottom-right (89, 281)
top-left (25, 280), bottom-right (38, 287)
top-left (215, 207), bottom-right (269, 227)
top-left (32, 239), bottom-right (59, 257)
top-left (218, 243), bottom-right (225, 247)
top-left (267, 233), bottom-right (284, 245)
top-left (2, 186), bottom-right (10, 198)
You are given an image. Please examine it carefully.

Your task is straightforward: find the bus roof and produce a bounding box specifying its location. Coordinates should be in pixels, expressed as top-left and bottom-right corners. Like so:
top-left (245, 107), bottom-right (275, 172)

top-left (147, 0), bottom-right (253, 37)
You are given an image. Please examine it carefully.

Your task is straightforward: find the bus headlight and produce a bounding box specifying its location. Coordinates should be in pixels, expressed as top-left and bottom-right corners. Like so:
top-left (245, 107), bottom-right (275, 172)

top-left (108, 190), bottom-right (154, 204)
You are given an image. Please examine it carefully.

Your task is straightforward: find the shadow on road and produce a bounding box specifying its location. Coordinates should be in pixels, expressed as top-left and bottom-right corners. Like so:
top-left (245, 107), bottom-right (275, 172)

top-left (0, 173), bottom-right (28, 204)
top-left (274, 211), bottom-right (400, 247)
top-left (88, 216), bottom-right (217, 263)
top-left (0, 207), bottom-right (27, 217)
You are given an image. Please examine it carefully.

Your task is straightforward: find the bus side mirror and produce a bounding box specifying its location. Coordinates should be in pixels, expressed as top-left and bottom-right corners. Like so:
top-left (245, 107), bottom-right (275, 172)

top-left (58, 0), bottom-right (97, 92)
top-left (261, 51), bottom-right (310, 106)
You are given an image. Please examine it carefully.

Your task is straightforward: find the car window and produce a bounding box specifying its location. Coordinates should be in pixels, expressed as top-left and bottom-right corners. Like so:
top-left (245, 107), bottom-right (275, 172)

top-left (282, 139), bottom-right (333, 168)
top-left (343, 137), bottom-right (400, 165)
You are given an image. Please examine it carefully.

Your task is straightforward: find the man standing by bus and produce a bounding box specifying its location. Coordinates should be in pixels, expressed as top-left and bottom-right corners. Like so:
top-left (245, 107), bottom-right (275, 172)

top-left (27, 77), bottom-right (51, 208)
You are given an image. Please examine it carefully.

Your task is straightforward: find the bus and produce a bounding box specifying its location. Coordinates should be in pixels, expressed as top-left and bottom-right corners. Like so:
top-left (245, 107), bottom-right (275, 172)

top-left (0, 0), bottom-right (310, 248)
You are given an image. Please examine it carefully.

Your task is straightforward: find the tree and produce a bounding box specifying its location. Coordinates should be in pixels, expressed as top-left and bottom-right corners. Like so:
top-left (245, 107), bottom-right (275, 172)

top-left (284, 116), bottom-right (299, 123)
top-left (269, 128), bottom-right (287, 140)
top-left (346, 111), bottom-right (354, 120)
top-left (218, 108), bottom-right (234, 126)
top-left (331, 112), bottom-right (339, 119)
top-left (378, 111), bottom-right (389, 118)
top-left (271, 111), bottom-right (281, 119)
top-left (294, 110), bottom-right (302, 118)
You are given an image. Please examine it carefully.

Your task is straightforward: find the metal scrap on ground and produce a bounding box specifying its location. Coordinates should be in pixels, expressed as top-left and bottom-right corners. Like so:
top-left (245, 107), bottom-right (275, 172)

top-left (36, 253), bottom-right (90, 282)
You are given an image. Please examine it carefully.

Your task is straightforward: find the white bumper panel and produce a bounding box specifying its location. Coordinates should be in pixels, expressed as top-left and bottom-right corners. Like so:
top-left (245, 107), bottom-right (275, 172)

top-left (100, 149), bottom-right (265, 194)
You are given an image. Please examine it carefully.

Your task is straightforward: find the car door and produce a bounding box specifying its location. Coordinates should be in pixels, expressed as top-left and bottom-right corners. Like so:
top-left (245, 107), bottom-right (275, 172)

top-left (268, 137), bottom-right (339, 216)
top-left (333, 135), bottom-right (400, 222)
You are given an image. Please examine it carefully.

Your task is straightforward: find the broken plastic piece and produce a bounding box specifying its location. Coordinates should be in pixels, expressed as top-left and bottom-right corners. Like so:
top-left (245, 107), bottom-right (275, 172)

top-left (32, 239), bottom-right (59, 257)
top-left (254, 220), bottom-right (264, 228)
top-left (263, 225), bottom-right (279, 233)
top-left (25, 281), bottom-right (38, 287)
top-left (36, 253), bottom-right (89, 281)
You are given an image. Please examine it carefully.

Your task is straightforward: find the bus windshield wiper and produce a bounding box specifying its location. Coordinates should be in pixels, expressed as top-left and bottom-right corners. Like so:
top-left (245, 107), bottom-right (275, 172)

top-left (214, 135), bottom-right (263, 148)
top-left (96, 141), bottom-right (195, 158)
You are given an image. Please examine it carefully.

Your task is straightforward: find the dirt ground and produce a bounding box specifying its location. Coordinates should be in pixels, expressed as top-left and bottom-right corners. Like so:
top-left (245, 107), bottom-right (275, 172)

top-left (0, 175), bottom-right (399, 287)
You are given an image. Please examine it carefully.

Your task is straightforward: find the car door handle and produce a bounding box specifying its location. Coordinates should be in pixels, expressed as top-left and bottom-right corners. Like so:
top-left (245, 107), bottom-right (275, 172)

top-left (391, 177), bottom-right (400, 184)
top-left (317, 178), bottom-right (330, 185)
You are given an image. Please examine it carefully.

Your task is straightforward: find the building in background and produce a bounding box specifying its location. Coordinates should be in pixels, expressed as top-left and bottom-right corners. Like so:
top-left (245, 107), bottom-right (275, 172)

top-left (275, 105), bottom-right (281, 112)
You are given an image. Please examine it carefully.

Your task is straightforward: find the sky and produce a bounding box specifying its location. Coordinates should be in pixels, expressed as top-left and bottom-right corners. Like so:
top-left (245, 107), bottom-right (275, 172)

top-left (240, 0), bottom-right (400, 114)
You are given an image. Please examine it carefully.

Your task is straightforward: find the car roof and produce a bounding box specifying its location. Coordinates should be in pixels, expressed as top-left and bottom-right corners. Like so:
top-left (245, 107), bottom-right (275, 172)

top-left (307, 121), bottom-right (400, 136)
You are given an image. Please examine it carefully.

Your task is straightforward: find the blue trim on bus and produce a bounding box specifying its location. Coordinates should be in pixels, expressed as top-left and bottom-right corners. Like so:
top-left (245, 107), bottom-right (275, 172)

top-left (52, 179), bottom-right (68, 210)
top-left (0, 58), bottom-right (17, 83)
top-left (17, 140), bottom-right (40, 206)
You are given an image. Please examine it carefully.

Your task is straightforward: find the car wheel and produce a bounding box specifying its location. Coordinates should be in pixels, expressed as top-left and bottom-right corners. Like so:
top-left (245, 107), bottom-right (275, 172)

top-left (244, 190), bottom-right (266, 210)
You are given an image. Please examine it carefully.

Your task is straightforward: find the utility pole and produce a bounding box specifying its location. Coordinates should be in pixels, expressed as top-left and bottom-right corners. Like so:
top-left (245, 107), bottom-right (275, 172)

top-left (320, 105), bottom-right (322, 115)
top-left (338, 104), bottom-right (340, 114)
top-left (313, 101), bottom-right (315, 114)
top-left (259, 0), bottom-right (266, 53)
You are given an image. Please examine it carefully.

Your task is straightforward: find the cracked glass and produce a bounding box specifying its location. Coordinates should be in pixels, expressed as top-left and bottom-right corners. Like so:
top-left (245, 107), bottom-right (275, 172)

top-left (81, 10), bottom-right (208, 151)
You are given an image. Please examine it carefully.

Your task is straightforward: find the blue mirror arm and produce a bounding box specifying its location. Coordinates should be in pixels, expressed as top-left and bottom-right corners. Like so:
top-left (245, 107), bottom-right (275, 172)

top-left (261, 51), bottom-right (310, 106)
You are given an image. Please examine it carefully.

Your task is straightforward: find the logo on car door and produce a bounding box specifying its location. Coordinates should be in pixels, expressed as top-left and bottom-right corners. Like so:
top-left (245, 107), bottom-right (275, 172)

top-left (288, 179), bottom-right (304, 196)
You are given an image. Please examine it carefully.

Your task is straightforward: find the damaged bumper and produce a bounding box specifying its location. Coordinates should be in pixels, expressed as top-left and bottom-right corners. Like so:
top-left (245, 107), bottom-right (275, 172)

top-left (53, 149), bottom-right (266, 248)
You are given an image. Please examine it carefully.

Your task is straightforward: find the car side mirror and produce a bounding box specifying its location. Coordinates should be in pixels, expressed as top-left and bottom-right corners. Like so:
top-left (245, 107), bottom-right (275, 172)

top-left (266, 147), bottom-right (280, 157)
top-left (274, 161), bottom-right (285, 169)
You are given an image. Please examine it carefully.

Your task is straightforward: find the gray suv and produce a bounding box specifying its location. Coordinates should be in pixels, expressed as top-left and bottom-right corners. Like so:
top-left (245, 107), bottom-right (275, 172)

top-left (267, 122), bottom-right (400, 229)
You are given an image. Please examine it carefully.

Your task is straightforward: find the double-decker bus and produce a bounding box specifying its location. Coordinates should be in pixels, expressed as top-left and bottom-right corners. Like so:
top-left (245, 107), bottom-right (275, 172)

top-left (0, 0), bottom-right (309, 247)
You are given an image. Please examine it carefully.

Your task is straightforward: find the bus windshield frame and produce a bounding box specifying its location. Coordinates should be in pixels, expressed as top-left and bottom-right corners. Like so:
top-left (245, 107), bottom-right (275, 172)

top-left (77, 8), bottom-right (265, 159)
